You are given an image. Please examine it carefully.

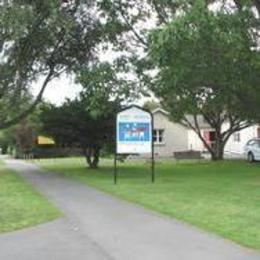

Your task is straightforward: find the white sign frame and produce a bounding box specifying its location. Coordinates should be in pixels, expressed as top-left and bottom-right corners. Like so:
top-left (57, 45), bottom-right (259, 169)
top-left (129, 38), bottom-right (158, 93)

top-left (116, 105), bottom-right (153, 154)
top-left (114, 105), bottom-right (155, 184)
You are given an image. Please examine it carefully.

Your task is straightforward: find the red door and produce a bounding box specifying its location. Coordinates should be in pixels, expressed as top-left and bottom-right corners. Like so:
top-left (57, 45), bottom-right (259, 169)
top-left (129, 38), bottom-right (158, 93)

top-left (203, 131), bottom-right (210, 148)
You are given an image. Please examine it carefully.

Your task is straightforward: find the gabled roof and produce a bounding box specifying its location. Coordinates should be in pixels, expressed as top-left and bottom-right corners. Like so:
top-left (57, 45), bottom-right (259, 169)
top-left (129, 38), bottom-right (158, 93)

top-left (151, 108), bottom-right (211, 129)
top-left (151, 107), bottom-right (169, 115)
top-left (118, 104), bottom-right (152, 115)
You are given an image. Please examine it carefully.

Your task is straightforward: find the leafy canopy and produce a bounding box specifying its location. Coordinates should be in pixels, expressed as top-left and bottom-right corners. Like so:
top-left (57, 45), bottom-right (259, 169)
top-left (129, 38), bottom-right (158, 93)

top-left (99, 0), bottom-right (260, 121)
top-left (148, 1), bottom-right (259, 159)
top-left (0, 0), bottom-right (125, 129)
top-left (149, 1), bottom-right (259, 121)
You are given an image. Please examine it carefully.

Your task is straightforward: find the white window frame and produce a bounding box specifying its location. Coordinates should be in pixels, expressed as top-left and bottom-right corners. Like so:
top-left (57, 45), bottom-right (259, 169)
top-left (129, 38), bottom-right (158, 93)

top-left (153, 129), bottom-right (165, 144)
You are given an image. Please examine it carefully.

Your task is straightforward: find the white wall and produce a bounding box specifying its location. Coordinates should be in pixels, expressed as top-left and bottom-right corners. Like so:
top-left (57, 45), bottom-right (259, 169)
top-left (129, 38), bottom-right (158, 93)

top-left (153, 111), bottom-right (189, 157)
top-left (224, 125), bottom-right (258, 155)
top-left (152, 110), bottom-right (260, 157)
top-left (188, 130), bottom-right (205, 151)
top-left (188, 124), bottom-right (259, 156)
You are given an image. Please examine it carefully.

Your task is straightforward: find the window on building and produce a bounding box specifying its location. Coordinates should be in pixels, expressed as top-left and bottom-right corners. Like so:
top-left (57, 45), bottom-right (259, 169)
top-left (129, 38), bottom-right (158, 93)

top-left (233, 132), bottom-right (241, 142)
top-left (153, 129), bottom-right (164, 144)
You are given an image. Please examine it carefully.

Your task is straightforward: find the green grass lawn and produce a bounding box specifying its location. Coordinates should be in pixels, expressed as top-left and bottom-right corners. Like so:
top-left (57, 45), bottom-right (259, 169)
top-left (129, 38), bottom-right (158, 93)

top-left (35, 157), bottom-right (260, 249)
top-left (0, 161), bottom-right (61, 233)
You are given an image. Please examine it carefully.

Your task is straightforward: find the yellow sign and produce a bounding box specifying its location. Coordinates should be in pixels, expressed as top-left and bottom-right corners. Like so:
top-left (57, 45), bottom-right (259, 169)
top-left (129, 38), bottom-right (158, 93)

top-left (37, 136), bottom-right (55, 145)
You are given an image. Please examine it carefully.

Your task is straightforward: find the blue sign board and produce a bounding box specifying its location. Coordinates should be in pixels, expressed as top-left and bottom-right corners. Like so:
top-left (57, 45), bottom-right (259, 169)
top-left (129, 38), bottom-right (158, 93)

top-left (118, 122), bottom-right (151, 142)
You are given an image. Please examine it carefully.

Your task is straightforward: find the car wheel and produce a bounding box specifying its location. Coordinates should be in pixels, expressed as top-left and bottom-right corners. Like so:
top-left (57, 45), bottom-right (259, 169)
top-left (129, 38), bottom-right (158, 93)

top-left (248, 152), bottom-right (255, 163)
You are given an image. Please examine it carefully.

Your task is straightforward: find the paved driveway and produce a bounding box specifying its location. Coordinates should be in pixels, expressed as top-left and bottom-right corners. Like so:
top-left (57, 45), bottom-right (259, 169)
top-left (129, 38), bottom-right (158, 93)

top-left (1, 159), bottom-right (259, 260)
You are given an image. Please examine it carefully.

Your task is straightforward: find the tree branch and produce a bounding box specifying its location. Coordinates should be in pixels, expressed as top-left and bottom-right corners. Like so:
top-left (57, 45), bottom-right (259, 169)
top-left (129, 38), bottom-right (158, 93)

top-left (182, 115), bottom-right (214, 154)
top-left (0, 66), bottom-right (54, 129)
top-left (193, 114), bottom-right (214, 154)
top-left (221, 115), bottom-right (253, 143)
top-left (151, 1), bottom-right (169, 24)
top-left (117, 1), bottom-right (148, 47)
top-left (255, 0), bottom-right (260, 13)
top-left (234, 0), bottom-right (260, 13)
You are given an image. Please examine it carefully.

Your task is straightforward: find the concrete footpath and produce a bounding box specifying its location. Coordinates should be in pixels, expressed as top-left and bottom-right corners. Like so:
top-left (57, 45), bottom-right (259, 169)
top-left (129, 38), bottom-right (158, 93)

top-left (1, 159), bottom-right (259, 260)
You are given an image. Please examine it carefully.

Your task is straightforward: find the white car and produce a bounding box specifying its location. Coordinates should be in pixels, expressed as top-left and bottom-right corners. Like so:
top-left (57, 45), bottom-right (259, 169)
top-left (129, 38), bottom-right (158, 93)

top-left (244, 138), bottom-right (260, 162)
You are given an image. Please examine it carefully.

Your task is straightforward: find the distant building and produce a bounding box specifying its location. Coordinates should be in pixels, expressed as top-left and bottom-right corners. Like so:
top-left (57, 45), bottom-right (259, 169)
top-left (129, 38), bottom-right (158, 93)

top-left (152, 108), bottom-right (189, 157)
top-left (152, 108), bottom-right (260, 158)
top-left (225, 125), bottom-right (260, 156)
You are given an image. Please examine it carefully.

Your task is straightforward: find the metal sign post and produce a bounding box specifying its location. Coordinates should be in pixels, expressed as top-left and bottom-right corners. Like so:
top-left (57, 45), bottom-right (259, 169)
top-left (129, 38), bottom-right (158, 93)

top-left (114, 105), bottom-right (155, 184)
top-left (114, 153), bottom-right (117, 184)
top-left (151, 115), bottom-right (155, 183)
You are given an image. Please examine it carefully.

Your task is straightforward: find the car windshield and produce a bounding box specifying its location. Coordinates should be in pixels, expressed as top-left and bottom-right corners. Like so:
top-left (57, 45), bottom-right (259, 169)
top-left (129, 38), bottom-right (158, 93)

top-left (247, 140), bottom-right (256, 146)
top-left (247, 139), bottom-right (260, 147)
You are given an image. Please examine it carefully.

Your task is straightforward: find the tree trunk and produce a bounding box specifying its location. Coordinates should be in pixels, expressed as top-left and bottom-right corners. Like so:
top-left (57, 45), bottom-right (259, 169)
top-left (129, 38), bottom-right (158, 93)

top-left (210, 138), bottom-right (224, 161)
top-left (85, 147), bottom-right (100, 169)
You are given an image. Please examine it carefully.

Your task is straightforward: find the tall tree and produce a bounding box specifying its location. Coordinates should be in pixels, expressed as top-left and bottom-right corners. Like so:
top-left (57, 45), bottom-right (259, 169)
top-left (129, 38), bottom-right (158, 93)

top-left (99, 0), bottom-right (260, 120)
top-left (0, 0), bottom-right (125, 129)
top-left (148, 1), bottom-right (260, 160)
top-left (40, 97), bottom-right (120, 168)
top-left (40, 63), bottom-right (124, 168)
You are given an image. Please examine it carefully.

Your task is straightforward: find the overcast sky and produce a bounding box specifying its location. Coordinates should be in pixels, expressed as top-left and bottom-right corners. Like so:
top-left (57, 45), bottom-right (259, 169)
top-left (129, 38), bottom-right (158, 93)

top-left (33, 72), bottom-right (152, 106)
top-left (32, 74), bottom-right (82, 105)
top-left (32, 46), bottom-right (149, 106)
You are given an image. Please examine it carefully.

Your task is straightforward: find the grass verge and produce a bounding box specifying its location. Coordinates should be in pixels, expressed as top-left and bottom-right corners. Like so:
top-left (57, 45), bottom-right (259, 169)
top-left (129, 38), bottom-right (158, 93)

top-left (0, 161), bottom-right (61, 233)
top-left (36, 157), bottom-right (260, 249)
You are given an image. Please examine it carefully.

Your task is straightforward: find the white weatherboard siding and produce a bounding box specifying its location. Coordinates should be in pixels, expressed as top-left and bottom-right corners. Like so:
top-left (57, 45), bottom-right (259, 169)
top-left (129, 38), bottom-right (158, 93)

top-left (153, 110), bottom-right (189, 157)
top-left (188, 130), bottom-right (205, 151)
top-left (224, 124), bottom-right (259, 155)
top-left (188, 123), bottom-right (259, 157)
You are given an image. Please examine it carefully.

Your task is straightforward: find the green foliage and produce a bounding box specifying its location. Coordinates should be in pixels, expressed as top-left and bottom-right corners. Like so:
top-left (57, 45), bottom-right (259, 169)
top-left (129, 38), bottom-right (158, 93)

top-left (0, 0), bottom-right (126, 129)
top-left (99, 0), bottom-right (260, 100)
top-left (40, 92), bottom-right (121, 167)
top-left (0, 106), bottom-right (44, 156)
top-left (148, 2), bottom-right (259, 159)
top-left (1, 0), bottom-right (259, 130)
top-left (0, 131), bottom-right (13, 154)
top-left (142, 100), bottom-right (161, 111)
top-left (149, 3), bottom-right (259, 120)
top-left (41, 98), bottom-right (119, 149)
top-left (76, 62), bottom-right (136, 112)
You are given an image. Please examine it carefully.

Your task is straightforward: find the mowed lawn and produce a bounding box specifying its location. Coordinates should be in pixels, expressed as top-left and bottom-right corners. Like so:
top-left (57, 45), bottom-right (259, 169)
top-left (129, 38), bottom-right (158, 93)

top-left (36, 158), bottom-right (260, 249)
top-left (0, 161), bottom-right (61, 233)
